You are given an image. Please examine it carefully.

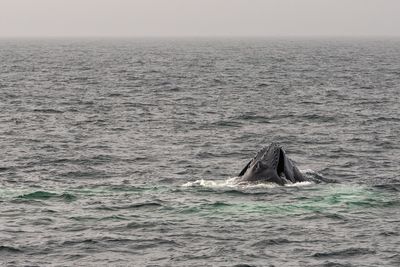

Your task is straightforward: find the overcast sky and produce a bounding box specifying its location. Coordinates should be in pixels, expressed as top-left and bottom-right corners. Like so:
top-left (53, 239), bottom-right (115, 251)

top-left (0, 0), bottom-right (399, 37)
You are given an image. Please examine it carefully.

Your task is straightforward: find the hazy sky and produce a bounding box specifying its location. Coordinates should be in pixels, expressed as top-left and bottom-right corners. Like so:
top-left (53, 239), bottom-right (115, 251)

top-left (0, 0), bottom-right (399, 37)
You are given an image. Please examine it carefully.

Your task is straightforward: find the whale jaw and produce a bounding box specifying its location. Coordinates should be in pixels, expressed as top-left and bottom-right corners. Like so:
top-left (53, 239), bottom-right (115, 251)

top-left (238, 143), bottom-right (306, 185)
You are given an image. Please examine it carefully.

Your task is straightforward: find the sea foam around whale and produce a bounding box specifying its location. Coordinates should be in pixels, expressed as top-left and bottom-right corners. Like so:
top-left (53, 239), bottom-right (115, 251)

top-left (182, 169), bottom-right (318, 189)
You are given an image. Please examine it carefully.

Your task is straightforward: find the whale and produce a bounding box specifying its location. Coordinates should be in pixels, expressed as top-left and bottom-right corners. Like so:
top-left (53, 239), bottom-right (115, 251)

top-left (237, 143), bottom-right (307, 185)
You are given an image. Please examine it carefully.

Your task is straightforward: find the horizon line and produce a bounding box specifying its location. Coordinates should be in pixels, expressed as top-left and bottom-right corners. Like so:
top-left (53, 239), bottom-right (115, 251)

top-left (1, 34), bottom-right (400, 39)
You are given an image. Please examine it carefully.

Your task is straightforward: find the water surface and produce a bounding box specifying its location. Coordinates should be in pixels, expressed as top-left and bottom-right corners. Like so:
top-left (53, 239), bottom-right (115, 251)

top-left (1, 38), bottom-right (399, 266)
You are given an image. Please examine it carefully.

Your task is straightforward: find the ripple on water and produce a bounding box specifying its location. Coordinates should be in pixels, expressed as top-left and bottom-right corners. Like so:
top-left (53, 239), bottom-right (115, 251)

top-left (17, 191), bottom-right (77, 202)
top-left (1, 38), bottom-right (400, 266)
top-left (0, 246), bottom-right (23, 254)
top-left (312, 248), bottom-right (376, 258)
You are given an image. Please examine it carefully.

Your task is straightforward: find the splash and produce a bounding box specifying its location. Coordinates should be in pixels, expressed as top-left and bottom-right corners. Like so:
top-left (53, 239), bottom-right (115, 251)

top-left (182, 176), bottom-right (313, 189)
top-left (181, 169), bottom-right (326, 190)
top-left (181, 177), bottom-right (241, 188)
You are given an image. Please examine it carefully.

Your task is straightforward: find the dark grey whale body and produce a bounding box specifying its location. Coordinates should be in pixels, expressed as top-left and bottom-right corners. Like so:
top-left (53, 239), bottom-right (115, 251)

top-left (237, 143), bottom-right (307, 185)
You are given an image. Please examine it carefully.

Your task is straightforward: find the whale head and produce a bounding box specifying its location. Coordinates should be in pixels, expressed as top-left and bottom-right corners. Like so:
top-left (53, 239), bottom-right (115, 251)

top-left (238, 143), bottom-right (305, 185)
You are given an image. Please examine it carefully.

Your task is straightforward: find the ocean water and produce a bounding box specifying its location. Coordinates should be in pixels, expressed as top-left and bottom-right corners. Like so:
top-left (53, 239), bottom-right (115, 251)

top-left (0, 38), bottom-right (399, 266)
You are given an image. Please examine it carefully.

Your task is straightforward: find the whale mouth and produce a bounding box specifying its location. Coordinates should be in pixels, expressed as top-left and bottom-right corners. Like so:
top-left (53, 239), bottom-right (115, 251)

top-left (276, 148), bottom-right (285, 178)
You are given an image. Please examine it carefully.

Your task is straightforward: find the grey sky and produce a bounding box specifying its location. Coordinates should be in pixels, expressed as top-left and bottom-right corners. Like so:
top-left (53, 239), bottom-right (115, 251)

top-left (0, 0), bottom-right (399, 37)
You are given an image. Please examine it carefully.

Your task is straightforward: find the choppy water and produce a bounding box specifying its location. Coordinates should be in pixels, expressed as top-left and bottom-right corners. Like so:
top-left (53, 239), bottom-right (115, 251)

top-left (1, 38), bottom-right (399, 266)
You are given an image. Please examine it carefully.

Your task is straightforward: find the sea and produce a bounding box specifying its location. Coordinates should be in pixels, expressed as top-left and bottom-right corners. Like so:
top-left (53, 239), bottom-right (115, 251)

top-left (0, 38), bottom-right (399, 266)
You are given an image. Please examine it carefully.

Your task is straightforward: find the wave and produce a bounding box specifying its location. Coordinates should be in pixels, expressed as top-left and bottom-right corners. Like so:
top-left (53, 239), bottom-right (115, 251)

top-left (313, 247), bottom-right (375, 258)
top-left (32, 108), bottom-right (63, 114)
top-left (0, 245), bottom-right (22, 253)
top-left (17, 191), bottom-right (76, 201)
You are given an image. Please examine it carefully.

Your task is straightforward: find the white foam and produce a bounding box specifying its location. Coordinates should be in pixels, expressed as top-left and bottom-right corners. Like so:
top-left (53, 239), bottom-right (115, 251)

top-left (285, 181), bottom-right (313, 187)
top-left (182, 177), bottom-right (314, 190)
top-left (181, 177), bottom-right (239, 188)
